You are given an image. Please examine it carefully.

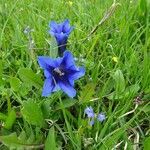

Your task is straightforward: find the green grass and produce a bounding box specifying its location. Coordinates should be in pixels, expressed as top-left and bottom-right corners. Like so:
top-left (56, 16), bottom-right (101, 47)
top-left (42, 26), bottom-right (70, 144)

top-left (0, 0), bottom-right (150, 149)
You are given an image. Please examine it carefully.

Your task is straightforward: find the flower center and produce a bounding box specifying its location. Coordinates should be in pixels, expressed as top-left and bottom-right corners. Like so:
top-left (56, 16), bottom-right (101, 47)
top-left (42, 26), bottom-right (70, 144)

top-left (53, 67), bottom-right (65, 76)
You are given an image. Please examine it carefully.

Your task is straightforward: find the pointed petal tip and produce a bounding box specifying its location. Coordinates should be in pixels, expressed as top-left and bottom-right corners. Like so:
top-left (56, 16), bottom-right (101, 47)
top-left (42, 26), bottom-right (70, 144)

top-left (64, 19), bottom-right (69, 23)
top-left (42, 78), bottom-right (54, 97)
top-left (48, 30), bottom-right (55, 36)
top-left (42, 89), bottom-right (51, 97)
top-left (59, 81), bottom-right (76, 98)
top-left (42, 93), bottom-right (49, 97)
top-left (65, 87), bottom-right (76, 98)
top-left (80, 67), bottom-right (85, 76)
top-left (49, 21), bottom-right (57, 27)
top-left (70, 66), bottom-right (85, 81)
top-left (37, 56), bottom-right (43, 67)
top-left (69, 90), bottom-right (76, 98)
top-left (63, 50), bottom-right (73, 56)
top-left (37, 56), bottom-right (47, 69)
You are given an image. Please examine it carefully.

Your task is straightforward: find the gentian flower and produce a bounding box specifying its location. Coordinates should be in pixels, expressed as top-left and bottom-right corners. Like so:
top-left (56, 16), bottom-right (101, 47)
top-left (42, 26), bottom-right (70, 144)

top-left (84, 106), bottom-right (95, 118)
top-left (38, 51), bottom-right (85, 98)
top-left (49, 19), bottom-right (74, 56)
top-left (97, 113), bottom-right (106, 122)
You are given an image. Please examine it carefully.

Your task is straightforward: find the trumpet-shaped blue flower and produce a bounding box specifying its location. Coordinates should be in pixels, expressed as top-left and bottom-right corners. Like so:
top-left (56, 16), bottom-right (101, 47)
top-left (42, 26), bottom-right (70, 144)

top-left (38, 51), bottom-right (85, 98)
top-left (49, 19), bottom-right (74, 56)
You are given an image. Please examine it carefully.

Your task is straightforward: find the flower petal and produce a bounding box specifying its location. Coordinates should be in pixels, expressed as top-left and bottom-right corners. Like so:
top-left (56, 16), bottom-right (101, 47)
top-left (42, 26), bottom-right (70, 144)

top-left (57, 24), bottom-right (63, 33)
top-left (44, 69), bottom-right (51, 78)
top-left (52, 83), bottom-right (60, 92)
top-left (49, 30), bottom-right (55, 36)
top-left (62, 19), bottom-right (70, 32)
top-left (49, 21), bottom-right (58, 33)
top-left (69, 78), bottom-right (74, 86)
top-left (55, 33), bottom-right (67, 44)
top-left (63, 19), bottom-right (74, 34)
top-left (61, 51), bottom-right (75, 69)
top-left (84, 106), bottom-right (95, 118)
top-left (38, 56), bottom-right (55, 69)
top-left (97, 113), bottom-right (106, 122)
top-left (38, 56), bottom-right (62, 69)
top-left (59, 80), bottom-right (76, 98)
top-left (69, 66), bottom-right (85, 80)
top-left (42, 78), bottom-right (54, 97)
top-left (50, 21), bottom-right (57, 28)
top-left (89, 119), bottom-right (95, 126)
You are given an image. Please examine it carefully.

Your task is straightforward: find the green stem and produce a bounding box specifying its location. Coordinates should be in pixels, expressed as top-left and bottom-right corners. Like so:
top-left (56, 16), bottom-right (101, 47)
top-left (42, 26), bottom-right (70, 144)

top-left (6, 94), bottom-right (11, 113)
top-left (58, 94), bottom-right (79, 149)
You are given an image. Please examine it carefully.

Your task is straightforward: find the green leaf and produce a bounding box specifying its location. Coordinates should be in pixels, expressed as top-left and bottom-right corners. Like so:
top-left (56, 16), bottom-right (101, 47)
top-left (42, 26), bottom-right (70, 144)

top-left (139, 0), bottom-right (147, 13)
top-left (0, 59), bottom-right (3, 85)
top-left (45, 126), bottom-right (57, 150)
top-left (0, 112), bottom-right (7, 121)
top-left (26, 129), bottom-right (35, 144)
top-left (113, 69), bottom-right (125, 94)
top-left (41, 100), bottom-right (51, 119)
top-left (18, 68), bottom-right (43, 89)
top-left (0, 59), bottom-right (2, 76)
top-left (99, 129), bottom-right (124, 150)
top-left (144, 136), bottom-right (150, 150)
top-left (139, 104), bottom-right (150, 113)
top-left (124, 84), bottom-right (140, 96)
top-left (79, 83), bottom-right (95, 103)
top-left (55, 99), bottom-right (77, 110)
top-left (0, 133), bottom-right (24, 149)
top-left (18, 131), bottom-right (27, 142)
top-left (19, 84), bottom-right (32, 97)
top-left (9, 77), bottom-right (21, 92)
top-left (49, 37), bottom-right (58, 58)
top-left (4, 109), bottom-right (16, 130)
top-left (21, 100), bottom-right (44, 127)
top-left (107, 84), bottom-right (140, 100)
top-left (0, 132), bottom-right (42, 150)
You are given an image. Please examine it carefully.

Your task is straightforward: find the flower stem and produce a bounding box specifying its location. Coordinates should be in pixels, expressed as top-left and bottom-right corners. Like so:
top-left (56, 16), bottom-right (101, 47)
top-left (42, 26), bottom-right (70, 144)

top-left (58, 94), bottom-right (77, 146)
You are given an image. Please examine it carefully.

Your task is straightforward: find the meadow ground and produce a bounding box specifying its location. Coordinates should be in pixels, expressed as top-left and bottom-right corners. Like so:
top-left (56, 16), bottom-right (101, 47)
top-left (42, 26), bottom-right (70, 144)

top-left (0, 0), bottom-right (150, 149)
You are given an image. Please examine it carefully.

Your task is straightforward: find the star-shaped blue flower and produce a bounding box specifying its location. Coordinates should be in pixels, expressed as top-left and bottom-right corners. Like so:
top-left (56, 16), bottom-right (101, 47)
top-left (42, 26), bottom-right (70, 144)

top-left (49, 19), bottom-right (74, 56)
top-left (84, 106), bottom-right (95, 118)
top-left (84, 106), bottom-right (95, 126)
top-left (38, 51), bottom-right (85, 98)
top-left (84, 106), bottom-right (106, 126)
top-left (97, 113), bottom-right (106, 122)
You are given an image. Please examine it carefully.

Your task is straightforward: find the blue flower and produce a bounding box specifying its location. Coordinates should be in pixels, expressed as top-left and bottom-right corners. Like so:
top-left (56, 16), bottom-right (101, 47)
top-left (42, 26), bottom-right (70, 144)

top-left (84, 107), bottom-right (106, 126)
top-left (49, 19), bottom-right (74, 56)
top-left (89, 119), bottom-right (95, 126)
top-left (84, 106), bottom-right (95, 118)
top-left (38, 51), bottom-right (85, 98)
top-left (97, 113), bottom-right (106, 122)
